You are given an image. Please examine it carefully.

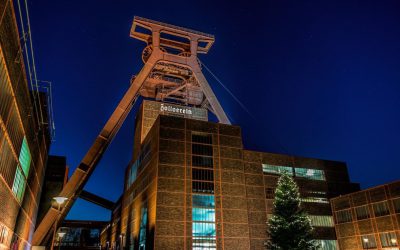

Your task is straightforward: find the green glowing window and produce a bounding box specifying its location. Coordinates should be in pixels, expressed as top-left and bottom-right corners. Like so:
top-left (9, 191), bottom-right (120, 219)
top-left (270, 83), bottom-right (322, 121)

top-left (316, 240), bottom-right (337, 250)
top-left (294, 168), bottom-right (325, 180)
top-left (309, 215), bottom-right (334, 227)
top-left (262, 164), bottom-right (293, 175)
top-left (12, 167), bottom-right (26, 201)
top-left (19, 137), bottom-right (31, 177)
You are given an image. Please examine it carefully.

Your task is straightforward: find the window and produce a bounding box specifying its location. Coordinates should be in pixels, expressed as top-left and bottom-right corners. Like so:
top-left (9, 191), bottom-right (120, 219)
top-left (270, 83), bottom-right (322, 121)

top-left (355, 205), bottom-right (370, 220)
top-left (393, 198), bottom-right (400, 213)
top-left (301, 197), bottom-right (329, 204)
top-left (12, 167), bottom-right (26, 201)
top-left (309, 215), bottom-right (334, 227)
top-left (192, 133), bottom-right (212, 144)
top-left (380, 232), bottom-right (398, 247)
top-left (192, 169), bottom-right (214, 181)
top-left (192, 156), bottom-right (213, 168)
top-left (192, 181), bottom-right (214, 194)
top-left (265, 187), bottom-right (275, 199)
top-left (192, 195), bottom-right (216, 249)
top-left (316, 240), bottom-right (337, 250)
top-left (336, 209), bottom-right (352, 223)
top-left (19, 137), bottom-right (31, 177)
top-left (192, 144), bottom-right (213, 156)
top-left (360, 235), bottom-right (377, 249)
top-left (294, 168), bottom-right (325, 181)
top-left (0, 223), bottom-right (9, 245)
top-left (262, 164), bottom-right (293, 175)
top-left (138, 205), bottom-right (148, 249)
top-left (373, 201), bottom-right (390, 217)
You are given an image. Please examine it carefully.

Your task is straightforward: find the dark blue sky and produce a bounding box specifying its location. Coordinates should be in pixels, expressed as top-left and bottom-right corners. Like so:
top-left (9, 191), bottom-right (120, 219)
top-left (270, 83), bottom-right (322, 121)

top-left (29, 1), bottom-right (400, 220)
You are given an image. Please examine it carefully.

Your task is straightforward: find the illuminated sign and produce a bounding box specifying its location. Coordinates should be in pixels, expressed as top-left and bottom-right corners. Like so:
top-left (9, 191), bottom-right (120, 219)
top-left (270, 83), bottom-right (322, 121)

top-left (160, 103), bottom-right (193, 115)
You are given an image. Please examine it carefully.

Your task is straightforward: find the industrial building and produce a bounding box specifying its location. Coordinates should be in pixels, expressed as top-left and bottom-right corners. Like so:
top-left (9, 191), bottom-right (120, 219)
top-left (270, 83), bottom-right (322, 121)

top-left (0, 0), bottom-right (53, 248)
top-left (331, 180), bottom-right (400, 250)
top-left (101, 100), bottom-right (360, 250)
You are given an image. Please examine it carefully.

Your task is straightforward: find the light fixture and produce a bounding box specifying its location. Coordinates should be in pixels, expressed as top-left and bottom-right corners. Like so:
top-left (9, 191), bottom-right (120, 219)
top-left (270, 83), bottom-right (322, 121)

top-left (58, 232), bottom-right (66, 238)
top-left (363, 238), bottom-right (369, 243)
top-left (53, 196), bottom-right (68, 205)
top-left (306, 169), bottom-right (314, 176)
top-left (391, 238), bottom-right (397, 244)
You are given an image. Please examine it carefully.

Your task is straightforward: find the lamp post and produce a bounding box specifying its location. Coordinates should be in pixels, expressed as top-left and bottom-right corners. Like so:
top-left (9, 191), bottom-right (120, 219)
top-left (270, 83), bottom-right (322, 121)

top-left (50, 196), bottom-right (68, 250)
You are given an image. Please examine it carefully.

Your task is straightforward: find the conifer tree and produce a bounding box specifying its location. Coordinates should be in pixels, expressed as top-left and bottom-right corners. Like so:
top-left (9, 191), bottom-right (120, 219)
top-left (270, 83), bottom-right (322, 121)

top-left (266, 171), bottom-right (319, 250)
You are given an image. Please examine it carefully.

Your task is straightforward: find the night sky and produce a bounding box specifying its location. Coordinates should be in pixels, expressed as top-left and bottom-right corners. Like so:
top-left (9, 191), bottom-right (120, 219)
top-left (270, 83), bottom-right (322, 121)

top-left (28, 1), bottom-right (400, 220)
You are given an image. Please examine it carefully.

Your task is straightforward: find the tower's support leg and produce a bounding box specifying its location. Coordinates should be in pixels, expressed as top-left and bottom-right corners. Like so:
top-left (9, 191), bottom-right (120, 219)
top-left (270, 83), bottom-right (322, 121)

top-left (32, 55), bottom-right (159, 246)
top-left (190, 61), bottom-right (230, 124)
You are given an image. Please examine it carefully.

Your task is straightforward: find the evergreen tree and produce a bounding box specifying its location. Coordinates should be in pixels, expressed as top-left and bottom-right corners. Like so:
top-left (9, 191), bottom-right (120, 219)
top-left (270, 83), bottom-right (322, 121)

top-left (266, 171), bottom-right (319, 250)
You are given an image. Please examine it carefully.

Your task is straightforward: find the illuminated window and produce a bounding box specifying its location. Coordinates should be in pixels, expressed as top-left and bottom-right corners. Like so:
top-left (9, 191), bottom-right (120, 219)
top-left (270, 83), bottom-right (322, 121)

top-left (294, 168), bottom-right (325, 181)
top-left (355, 205), bottom-right (370, 220)
top-left (380, 232), bottom-right (398, 247)
top-left (316, 240), bottom-right (337, 250)
top-left (262, 164), bottom-right (293, 175)
top-left (301, 197), bottom-right (329, 204)
top-left (138, 205), bottom-right (147, 249)
top-left (192, 195), bottom-right (216, 249)
top-left (336, 209), bottom-right (352, 223)
top-left (0, 223), bottom-right (9, 245)
top-left (12, 167), bottom-right (26, 201)
top-left (309, 215), bottom-right (334, 227)
top-left (373, 201), bottom-right (390, 217)
top-left (19, 137), bottom-right (31, 176)
top-left (360, 235), bottom-right (377, 249)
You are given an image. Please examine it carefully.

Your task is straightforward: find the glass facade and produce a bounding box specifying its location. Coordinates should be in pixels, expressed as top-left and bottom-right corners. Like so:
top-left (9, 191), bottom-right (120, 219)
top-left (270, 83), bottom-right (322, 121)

top-left (301, 197), bottom-right (329, 204)
top-left (138, 205), bottom-right (148, 250)
top-left (262, 164), bottom-right (293, 175)
top-left (294, 168), bottom-right (325, 181)
top-left (126, 143), bottom-right (151, 189)
top-left (191, 133), bottom-right (216, 249)
top-left (262, 164), bottom-right (326, 181)
top-left (19, 137), bottom-right (31, 176)
top-left (316, 240), bottom-right (337, 250)
top-left (309, 215), bottom-right (334, 227)
top-left (12, 167), bottom-right (25, 201)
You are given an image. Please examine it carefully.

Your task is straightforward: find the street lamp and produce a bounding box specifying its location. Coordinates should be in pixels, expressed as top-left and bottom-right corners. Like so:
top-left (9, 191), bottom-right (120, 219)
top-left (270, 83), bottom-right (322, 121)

top-left (50, 196), bottom-right (68, 250)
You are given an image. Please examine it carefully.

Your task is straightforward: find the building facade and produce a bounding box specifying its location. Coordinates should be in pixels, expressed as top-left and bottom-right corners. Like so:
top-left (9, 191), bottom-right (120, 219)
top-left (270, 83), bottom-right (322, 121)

top-left (0, 1), bottom-right (52, 249)
top-left (36, 155), bottom-right (68, 226)
top-left (103, 100), bottom-right (359, 250)
top-left (331, 181), bottom-right (400, 250)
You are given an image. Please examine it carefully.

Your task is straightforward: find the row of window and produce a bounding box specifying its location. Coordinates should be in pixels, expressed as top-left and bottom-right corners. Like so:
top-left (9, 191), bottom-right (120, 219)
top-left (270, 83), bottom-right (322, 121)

top-left (11, 137), bottom-right (31, 202)
top-left (316, 240), bottom-right (337, 250)
top-left (336, 200), bottom-right (400, 223)
top-left (265, 187), bottom-right (328, 204)
top-left (126, 142), bottom-right (151, 189)
top-left (309, 215), bottom-right (334, 227)
top-left (262, 164), bottom-right (326, 181)
top-left (361, 232), bottom-right (398, 249)
top-left (191, 133), bottom-right (216, 249)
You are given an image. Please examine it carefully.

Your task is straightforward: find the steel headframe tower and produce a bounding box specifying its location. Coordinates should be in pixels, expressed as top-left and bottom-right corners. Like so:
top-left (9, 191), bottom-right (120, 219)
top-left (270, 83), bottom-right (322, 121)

top-left (32, 16), bottom-right (230, 246)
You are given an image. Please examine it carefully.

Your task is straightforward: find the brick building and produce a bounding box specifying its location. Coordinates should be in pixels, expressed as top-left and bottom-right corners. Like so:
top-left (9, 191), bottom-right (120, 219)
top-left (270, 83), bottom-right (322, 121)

top-left (0, 1), bottom-right (52, 248)
top-left (102, 100), bottom-right (359, 250)
top-left (331, 180), bottom-right (400, 249)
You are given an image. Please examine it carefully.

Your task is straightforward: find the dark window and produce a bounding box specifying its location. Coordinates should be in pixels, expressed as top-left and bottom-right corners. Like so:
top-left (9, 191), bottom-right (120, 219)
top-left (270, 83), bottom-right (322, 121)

top-left (336, 209), bottom-right (352, 223)
top-left (393, 198), bottom-right (400, 213)
top-left (192, 133), bottom-right (212, 144)
top-left (355, 205), bottom-right (370, 220)
top-left (192, 168), bottom-right (214, 181)
top-left (266, 188), bottom-right (275, 199)
top-left (193, 181), bottom-right (214, 194)
top-left (373, 201), bottom-right (390, 217)
top-left (192, 156), bottom-right (213, 168)
top-left (192, 144), bottom-right (213, 156)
